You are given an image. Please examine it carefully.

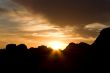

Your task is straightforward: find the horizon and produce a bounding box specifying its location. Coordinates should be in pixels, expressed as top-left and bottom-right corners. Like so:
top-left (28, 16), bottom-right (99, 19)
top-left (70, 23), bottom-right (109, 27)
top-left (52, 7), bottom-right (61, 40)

top-left (0, 41), bottom-right (89, 49)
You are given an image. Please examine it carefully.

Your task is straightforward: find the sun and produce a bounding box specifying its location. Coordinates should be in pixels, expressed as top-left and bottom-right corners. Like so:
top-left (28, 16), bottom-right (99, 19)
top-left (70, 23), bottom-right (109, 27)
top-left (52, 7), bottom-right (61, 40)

top-left (48, 41), bottom-right (67, 50)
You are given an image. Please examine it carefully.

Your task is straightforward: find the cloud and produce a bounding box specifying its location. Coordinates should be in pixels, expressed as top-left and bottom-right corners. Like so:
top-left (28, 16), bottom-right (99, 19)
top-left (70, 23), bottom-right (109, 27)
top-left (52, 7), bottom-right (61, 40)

top-left (13, 0), bottom-right (110, 24)
top-left (0, 0), bottom-right (29, 33)
top-left (13, 0), bottom-right (110, 37)
top-left (84, 23), bottom-right (109, 31)
top-left (0, 0), bottom-right (57, 33)
top-left (0, 0), bottom-right (24, 11)
top-left (0, 0), bottom-right (79, 47)
top-left (0, 0), bottom-right (110, 48)
top-left (0, 0), bottom-right (80, 39)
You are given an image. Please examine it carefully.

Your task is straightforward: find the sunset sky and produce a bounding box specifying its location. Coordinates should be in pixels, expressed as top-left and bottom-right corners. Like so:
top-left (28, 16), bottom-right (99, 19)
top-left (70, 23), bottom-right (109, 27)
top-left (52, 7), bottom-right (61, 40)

top-left (0, 0), bottom-right (110, 48)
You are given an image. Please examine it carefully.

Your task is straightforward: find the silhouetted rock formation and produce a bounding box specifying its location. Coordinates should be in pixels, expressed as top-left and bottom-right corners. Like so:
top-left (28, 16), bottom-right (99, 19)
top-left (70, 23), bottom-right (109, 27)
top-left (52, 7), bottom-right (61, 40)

top-left (6, 44), bottom-right (16, 52)
top-left (0, 28), bottom-right (110, 73)
top-left (17, 44), bottom-right (27, 51)
top-left (82, 27), bottom-right (110, 73)
top-left (64, 42), bottom-right (89, 57)
top-left (92, 27), bottom-right (110, 49)
top-left (78, 42), bottom-right (90, 49)
top-left (91, 27), bottom-right (110, 58)
top-left (63, 42), bottom-right (90, 72)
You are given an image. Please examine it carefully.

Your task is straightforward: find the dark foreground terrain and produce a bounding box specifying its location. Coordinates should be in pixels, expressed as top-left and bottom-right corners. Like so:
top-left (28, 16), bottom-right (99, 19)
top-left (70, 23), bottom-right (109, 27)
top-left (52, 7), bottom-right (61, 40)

top-left (0, 28), bottom-right (110, 73)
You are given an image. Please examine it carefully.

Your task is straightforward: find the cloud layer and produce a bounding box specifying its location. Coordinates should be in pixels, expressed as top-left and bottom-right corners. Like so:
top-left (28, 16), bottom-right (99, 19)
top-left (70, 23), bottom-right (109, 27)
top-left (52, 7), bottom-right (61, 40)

top-left (0, 0), bottom-right (110, 48)
top-left (13, 0), bottom-right (110, 36)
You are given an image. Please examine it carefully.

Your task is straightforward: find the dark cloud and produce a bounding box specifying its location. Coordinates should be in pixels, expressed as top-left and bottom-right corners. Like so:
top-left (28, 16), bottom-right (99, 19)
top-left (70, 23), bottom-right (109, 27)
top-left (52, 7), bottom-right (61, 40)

top-left (13, 0), bottom-right (110, 37)
top-left (14, 0), bottom-right (110, 24)
top-left (0, 8), bottom-right (7, 12)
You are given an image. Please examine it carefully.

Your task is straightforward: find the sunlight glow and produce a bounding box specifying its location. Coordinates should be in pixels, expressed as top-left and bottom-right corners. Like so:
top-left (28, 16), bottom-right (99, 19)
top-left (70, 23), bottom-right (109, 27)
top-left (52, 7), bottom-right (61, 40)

top-left (48, 41), bottom-right (67, 50)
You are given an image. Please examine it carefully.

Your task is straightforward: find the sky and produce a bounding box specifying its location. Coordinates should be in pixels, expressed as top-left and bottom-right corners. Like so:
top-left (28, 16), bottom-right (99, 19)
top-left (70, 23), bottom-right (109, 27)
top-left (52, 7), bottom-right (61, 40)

top-left (0, 0), bottom-right (110, 48)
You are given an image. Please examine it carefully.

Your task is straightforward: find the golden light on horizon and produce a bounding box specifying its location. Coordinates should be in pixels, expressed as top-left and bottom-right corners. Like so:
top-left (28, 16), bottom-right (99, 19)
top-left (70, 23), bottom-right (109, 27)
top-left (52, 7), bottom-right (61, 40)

top-left (48, 41), bottom-right (67, 50)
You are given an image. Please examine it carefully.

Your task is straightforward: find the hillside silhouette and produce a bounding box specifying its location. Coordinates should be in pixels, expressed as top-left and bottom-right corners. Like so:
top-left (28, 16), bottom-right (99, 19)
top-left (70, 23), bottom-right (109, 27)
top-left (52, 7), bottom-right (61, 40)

top-left (0, 28), bottom-right (110, 73)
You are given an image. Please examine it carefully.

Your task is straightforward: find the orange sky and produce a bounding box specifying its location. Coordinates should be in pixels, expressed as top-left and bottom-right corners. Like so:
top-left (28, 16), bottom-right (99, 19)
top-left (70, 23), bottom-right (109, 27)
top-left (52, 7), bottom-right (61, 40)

top-left (1, 0), bottom-right (109, 48)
